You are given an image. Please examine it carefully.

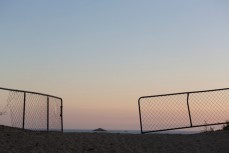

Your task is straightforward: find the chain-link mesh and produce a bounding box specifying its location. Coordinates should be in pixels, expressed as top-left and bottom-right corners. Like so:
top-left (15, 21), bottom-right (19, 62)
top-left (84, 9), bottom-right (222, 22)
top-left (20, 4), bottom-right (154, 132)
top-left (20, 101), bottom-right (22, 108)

top-left (0, 90), bottom-right (15, 126)
top-left (0, 88), bottom-right (63, 132)
top-left (49, 97), bottom-right (62, 131)
top-left (8, 91), bottom-right (24, 128)
top-left (189, 90), bottom-right (229, 126)
top-left (139, 94), bottom-right (190, 132)
top-left (139, 88), bottom-right (229, 133)
top-left (25, 93), bottom-right (47, 130)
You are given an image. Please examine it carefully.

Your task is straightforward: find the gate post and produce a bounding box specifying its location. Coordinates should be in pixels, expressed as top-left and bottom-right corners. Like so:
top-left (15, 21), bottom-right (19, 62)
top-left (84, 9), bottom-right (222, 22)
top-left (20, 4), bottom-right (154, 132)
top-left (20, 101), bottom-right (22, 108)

top-left (138, 98), bottom-right (143, 134)
top-left (187, 93), bottom-right (193, 126)
top-left (47, 96), bottom-right (49, 131)
top-left (61, 99), bottom-right (63, 133)
top-left (22, 92), bottom-right (26, 129)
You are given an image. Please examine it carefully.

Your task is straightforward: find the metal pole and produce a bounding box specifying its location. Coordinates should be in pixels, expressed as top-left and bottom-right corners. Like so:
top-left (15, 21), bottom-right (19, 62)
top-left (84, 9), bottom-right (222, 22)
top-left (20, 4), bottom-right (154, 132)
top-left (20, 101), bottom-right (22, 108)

top-left (47, 96), bottom-right (49, 131)
top-left (61, 99), bottom-right (63, 133)
top-left (22, 92), bottom-right (26, 129)
top-left (138, 98), bottom-right (143, 134)
top-left (187, 93), bottom-right (192, 127)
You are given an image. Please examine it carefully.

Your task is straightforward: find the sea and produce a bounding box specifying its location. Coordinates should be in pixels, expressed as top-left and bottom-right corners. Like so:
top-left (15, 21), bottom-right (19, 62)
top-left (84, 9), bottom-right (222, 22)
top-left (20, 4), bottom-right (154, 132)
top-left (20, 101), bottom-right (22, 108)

top-left (63, 129), bottom-right (199, 134)
top-left (64, 124), bottom-right (223, 134)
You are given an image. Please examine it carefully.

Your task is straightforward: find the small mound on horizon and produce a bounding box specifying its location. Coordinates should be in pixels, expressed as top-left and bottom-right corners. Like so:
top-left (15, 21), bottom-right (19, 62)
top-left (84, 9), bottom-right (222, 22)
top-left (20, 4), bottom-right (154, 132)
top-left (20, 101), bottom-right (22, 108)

top-left (93, 128), bottom-right (107, 132)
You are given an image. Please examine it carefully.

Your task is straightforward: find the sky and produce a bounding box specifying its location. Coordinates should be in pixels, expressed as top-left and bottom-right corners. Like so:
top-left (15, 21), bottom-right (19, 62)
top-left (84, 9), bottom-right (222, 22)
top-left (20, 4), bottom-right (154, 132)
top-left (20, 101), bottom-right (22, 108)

top-left (1, 0), bottom-right (229, 130)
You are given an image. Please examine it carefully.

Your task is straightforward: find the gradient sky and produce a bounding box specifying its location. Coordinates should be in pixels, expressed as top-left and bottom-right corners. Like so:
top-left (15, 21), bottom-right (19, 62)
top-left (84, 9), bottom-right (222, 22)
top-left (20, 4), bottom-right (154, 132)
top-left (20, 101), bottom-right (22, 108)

top-left (1, 0), bottom-right (229, 130)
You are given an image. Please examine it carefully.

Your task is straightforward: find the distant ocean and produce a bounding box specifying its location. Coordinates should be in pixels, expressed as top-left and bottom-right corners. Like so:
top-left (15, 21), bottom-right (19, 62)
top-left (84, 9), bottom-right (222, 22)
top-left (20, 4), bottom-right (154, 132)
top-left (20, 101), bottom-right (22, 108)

top-left (63, 129), bottom-right (199, 134)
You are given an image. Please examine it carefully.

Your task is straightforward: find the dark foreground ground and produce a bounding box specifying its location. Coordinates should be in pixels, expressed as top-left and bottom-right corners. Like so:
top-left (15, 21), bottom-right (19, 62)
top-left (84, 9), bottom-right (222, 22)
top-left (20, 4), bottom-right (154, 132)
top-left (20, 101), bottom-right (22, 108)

top-left (1, 125), bottom-right (229, 153)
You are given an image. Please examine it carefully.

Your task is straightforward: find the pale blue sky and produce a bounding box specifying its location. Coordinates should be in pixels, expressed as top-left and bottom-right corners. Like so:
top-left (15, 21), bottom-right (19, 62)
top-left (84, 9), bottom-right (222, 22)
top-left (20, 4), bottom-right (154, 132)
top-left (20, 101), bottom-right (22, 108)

top-left (1, 0), bottom-right (229, 130)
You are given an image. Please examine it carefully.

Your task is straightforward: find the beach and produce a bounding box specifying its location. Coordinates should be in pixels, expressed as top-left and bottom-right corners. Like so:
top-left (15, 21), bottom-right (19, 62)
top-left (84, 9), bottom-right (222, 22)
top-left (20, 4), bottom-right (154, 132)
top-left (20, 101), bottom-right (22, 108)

top-left (1, 126), bottom-right (229, 153)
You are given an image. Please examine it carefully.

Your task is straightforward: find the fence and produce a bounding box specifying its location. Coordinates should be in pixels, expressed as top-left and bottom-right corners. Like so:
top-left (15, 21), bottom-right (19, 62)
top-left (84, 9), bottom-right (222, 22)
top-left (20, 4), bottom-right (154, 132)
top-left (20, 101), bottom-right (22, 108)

top-left (0, 87), bottom-right (63, 132)
top-left (138, 88), bottom-right (229, 134)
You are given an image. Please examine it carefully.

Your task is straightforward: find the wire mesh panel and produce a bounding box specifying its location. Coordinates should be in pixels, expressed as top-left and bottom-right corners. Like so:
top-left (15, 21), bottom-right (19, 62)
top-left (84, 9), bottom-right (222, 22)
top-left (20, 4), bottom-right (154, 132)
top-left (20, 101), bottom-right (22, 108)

top-left (139, 94), bottom-right (190, 132)
top-left (139, 88), bottom-right (229, 134)
top-left (49, 97), bottom-right (62, 131)
top-left (189, 90), bottom-right (229, 126)
top-left (7, 91), bottom-right (24, 128)
top-left (24, 93), bottom-right (47, 130)
top-left (0, 87), bottom-right (63, 132)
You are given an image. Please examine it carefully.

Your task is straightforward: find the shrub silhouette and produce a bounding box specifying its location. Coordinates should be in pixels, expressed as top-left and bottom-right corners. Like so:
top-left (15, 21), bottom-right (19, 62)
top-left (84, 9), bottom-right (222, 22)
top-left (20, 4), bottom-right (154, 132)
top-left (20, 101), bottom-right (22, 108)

top-left (222, 121), bottom-right (229, 131)
top-left (201, 121), bottom-right (214, 133)
top-left (201, 121), bottom-right (229, 133)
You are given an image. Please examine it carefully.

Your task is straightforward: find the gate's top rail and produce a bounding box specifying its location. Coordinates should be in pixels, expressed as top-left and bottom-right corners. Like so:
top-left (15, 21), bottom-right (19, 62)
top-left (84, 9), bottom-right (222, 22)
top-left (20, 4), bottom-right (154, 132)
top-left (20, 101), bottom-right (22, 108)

top-left (139, 87), bottom-right (229, 100)
top-left (0, 87), bottom-right (62, 100)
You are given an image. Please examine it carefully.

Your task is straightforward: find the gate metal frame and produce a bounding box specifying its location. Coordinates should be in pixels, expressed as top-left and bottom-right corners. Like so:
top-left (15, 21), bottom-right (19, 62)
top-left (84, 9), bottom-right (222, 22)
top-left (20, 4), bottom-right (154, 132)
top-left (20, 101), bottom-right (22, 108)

top-left (0, 87), bottom-right (63, 132)
top-left (138, 88), bottom-right (229, 134)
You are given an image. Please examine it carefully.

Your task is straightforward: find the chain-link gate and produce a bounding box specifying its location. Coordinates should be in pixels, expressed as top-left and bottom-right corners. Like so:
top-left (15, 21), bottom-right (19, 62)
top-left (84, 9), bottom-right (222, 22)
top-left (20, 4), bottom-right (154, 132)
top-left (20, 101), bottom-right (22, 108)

top-left (138, 88), bottom-right (229, 134)
top-left (0, 87), bottom-right (63, 132)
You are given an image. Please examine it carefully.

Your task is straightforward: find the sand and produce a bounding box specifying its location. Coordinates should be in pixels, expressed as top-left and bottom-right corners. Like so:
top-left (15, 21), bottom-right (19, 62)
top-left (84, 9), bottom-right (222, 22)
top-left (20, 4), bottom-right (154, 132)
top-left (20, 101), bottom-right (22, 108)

top-left (1, 125), bottom-right (229, 153)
